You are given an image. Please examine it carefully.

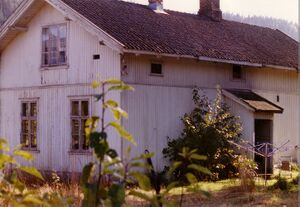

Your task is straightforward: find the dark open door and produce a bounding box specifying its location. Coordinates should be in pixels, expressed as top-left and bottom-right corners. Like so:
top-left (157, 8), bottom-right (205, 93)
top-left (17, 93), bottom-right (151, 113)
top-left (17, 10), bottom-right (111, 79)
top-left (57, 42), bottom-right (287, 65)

top-left (254, 119), bottom-right (273, 174)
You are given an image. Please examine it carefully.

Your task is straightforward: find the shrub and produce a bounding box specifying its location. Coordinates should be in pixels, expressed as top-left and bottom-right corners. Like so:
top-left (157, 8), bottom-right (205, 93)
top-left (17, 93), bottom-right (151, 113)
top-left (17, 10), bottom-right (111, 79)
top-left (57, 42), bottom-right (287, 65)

top-left (272, 176), bottom-right (291, 191)
top-left (233, 155), bottom-right (257, 192)
top-left (292, 175), bottom-right (299, 185)
top-left (163, 86), bottom-right (242, 181)
top-left (0, 139), bottom-right (70, 206)
top-left (290, 162), bottom-right (299, 172)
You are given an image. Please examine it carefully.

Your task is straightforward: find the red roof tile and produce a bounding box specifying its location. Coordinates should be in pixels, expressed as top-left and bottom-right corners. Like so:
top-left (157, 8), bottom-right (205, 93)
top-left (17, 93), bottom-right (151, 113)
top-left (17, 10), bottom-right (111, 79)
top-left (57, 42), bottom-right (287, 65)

top-left (62, 0), bottom-right (298, 69)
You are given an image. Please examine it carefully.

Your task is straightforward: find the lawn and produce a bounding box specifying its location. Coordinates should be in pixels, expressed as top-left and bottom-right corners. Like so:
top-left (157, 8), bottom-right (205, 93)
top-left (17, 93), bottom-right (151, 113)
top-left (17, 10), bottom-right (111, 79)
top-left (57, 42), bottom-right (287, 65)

top-left (126, 171), bottom-right (299, 207)
top-left (4, 170), bottom-right (298, 206)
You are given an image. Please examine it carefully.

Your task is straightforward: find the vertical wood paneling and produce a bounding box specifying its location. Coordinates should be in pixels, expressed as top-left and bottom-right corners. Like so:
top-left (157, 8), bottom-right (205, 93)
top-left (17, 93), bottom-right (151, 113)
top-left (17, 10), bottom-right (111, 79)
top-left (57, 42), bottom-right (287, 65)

top-left (0, 3), bottom-right (121, 172)
top-left (122, 55), bottom-right (299, 167)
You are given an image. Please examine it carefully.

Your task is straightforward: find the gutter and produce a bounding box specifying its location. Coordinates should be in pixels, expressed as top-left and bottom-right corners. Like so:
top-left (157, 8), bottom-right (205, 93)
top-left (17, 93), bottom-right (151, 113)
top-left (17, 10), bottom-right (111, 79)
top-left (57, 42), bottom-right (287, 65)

top-left (123, 49), bottom-right (297, 70)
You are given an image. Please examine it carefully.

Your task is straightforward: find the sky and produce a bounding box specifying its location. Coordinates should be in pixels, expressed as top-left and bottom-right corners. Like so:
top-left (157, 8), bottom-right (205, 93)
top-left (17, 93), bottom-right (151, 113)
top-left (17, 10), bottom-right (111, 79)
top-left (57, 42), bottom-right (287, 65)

top-left (125, 0), bottom-right (299, 24)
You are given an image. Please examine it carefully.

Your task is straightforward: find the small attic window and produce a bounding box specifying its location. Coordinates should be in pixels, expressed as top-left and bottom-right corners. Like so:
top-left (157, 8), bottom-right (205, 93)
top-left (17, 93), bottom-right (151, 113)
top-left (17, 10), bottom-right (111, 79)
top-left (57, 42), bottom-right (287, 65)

top-left (150, 63), bottom-right (163, 76)
top-left (232, 65), bottom-right (243, 80)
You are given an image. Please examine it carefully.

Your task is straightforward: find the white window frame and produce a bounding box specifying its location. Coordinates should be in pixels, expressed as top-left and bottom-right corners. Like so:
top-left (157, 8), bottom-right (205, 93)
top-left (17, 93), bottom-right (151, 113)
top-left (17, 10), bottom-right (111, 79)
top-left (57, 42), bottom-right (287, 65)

top-left (69, 97), bottom-right (91, 153)
top-left (41, 23), bottom-right (68, 69)
top-left (20, 99), bottom-right (39, 151)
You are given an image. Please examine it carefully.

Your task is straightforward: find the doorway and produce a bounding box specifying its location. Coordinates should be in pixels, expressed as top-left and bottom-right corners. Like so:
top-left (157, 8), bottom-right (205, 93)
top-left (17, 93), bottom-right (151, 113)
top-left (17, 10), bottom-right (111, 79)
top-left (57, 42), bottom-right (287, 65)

top-left (254, 119), bottom-right (273, 174)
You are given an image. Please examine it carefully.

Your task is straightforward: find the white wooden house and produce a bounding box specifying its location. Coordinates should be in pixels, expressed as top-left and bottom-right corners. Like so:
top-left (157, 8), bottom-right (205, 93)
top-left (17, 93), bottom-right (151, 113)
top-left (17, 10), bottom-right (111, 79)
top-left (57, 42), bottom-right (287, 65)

top-left (0, 0), bottom-right (298, 174)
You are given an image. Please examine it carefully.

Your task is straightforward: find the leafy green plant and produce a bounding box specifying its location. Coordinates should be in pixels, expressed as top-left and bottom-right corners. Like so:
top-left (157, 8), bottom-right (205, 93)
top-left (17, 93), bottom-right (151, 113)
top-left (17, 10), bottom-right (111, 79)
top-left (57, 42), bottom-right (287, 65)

top-left (271, 176), bottom-right (291, 191)
top-left (130, 147), bottom-right (211, 207)
top-left (83, 79), bottom-right (165, 207)
top-left (233, 155), bottom-right (257, 192)
top-left (82, 79), bottom-right (213, 207)
top-left (0, 139), bottom-right (70, 207)
top-left (163, 86), bottom-right (241, 181)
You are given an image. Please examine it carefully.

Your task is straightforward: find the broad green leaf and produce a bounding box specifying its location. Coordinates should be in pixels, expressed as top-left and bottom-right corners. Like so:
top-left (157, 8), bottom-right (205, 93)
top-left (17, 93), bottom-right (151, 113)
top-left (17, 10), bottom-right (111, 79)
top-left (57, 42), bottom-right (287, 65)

top-left (82, 183), bottom-right (98, 207)
top-left (187, 164), bottom-right (212, 175)
top-left (190, 154), bottom-right (207, 161)
top-left (89, 132), bottom-right (107, 148)
top-left (0, 154), bottom-right (16, 167)
top-left (104, 79), bottom-right (123, 85)
top-left (132, 152), bottom-right (154, 161)
top-left (105, 99), bottom-right (119, 108)
top-left (130, 162), bottom-right (149, 169)
top-left (165, 181), bottom-right (180, 193)
top-left (85, 117), bottom-right (99, 127)
top-left (91, 80), bottom-right (101, 88)
top-left (108, 184), bottom-right (126, 207)
top-left (129, 172), bottom-right (151, 191)
top-left (93, 138), bottom-right (109, 160)
top-left (85, 127), bottom-right (92, 138)
top-left (185, 173), bottom-right (198, 184)
top-left (80, 163), bottom-right (95, 187)
top-left (19, 166), bottom-right (44, 180)
top-left (109, 122), bottom-right (137, 146)
top-left (13, 149), bottom-right (33, 161)
top-left (108, 85), bottom-right (134, 92)
top-left (0, 139), bottom-right (9, 151)
top-left (168, 161), bottom-right (182, 176)
top-left (111, 107), bottom-right (128, 120)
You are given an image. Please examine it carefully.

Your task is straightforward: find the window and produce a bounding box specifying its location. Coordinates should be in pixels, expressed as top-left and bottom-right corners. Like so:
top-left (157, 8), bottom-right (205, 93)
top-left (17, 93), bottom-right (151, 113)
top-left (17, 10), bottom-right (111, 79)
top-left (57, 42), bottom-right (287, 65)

top-left (70, 99), bottom-right (89, 151)
top-left (42, 24), bottom-right (67, 67)
top-left (21, 101), bottom-right (38, 150)
top-left (150, 63), bottom-right (163, 75)
top-left (232, 65), bottom-right (243, 80)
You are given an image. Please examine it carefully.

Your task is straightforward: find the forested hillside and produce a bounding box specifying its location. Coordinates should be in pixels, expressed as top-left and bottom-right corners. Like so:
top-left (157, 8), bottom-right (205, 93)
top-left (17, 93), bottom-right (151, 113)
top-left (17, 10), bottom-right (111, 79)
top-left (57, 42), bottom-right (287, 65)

top-left (224, 13), bottom-right (298, 41)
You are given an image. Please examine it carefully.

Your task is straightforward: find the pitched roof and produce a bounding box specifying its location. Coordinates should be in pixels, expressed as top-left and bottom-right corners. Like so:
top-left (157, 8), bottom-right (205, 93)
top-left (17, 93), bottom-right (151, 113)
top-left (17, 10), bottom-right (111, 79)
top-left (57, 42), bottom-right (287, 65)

top-left (225, 89), bottom-right (283, 113)
top-left (61, 0), bottom-right (298, 69)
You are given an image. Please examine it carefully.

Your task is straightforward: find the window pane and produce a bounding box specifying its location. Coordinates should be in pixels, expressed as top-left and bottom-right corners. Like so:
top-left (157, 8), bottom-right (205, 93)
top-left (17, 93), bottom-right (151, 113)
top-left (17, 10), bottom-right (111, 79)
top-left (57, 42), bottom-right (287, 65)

top-left (233, 65), bottom-right (242, 79)
top-left (59, 25), bottom-right (67, 38)
top-left (22, 134), bottom-right (29, 147)
top-left (71, 101), bottom-right (79, 116)
top-left (22, 103), bottom-right (28, 117)
top-left (42, 28), bottom-right (49, 53)
top-left (151, 63), bottom-right (162, 74)
top-left (50, 52), bottom-right (58, 65)
top-left (82, 135), bottom-right (89, 150)
top-left (22, 120), bottom-right (29, 134)
top-left (49, 26), bottom-right (59, 40)
top-left (31, 120), bottom-right (37, 135)
top-left (81, 119), bottom-right (88, 150)
top-left (72, 135), bottom-right (79, 150)
top-left (42, 53), bottom-right (49, 65)
top-left (71, 119), bottom-right (80, 135)
top-left (81, 101), bottom-right (89, 116)
top-left (30, 102), bottom-right (37, 117)
top-left (31, 119), bottom-right (37, 148)
top-left (59, 51), bottom-right (66, 64)
top-left (31, 133), bottom-right (37, 148)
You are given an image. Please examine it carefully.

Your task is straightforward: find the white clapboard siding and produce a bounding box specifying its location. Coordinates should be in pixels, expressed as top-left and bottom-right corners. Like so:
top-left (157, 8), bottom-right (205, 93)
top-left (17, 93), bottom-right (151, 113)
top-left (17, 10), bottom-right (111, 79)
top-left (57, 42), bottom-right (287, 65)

top-left (122, 54), bottom-right (299, 168)
top-left (0, 3), bottom-right (121, 172)
top-left (122, 55), bottom-right (298, 94)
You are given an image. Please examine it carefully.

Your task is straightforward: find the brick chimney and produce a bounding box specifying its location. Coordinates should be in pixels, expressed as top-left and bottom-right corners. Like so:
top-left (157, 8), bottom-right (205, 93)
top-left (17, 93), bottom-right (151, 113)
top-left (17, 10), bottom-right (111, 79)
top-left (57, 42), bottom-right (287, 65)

top-left (148, 0), bottom-right (163, 11)
top-left (198, 0), bottom-right (222, 21)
